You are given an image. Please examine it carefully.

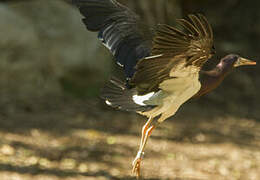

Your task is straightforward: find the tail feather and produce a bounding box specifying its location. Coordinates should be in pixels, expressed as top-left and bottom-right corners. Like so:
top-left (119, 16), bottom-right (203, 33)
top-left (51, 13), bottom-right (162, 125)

top-left (101, 77), bottom-right (154, 112)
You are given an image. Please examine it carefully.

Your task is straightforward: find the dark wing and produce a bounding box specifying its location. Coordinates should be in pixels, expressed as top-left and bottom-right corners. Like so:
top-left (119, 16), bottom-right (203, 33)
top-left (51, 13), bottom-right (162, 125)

top-left (74, 0), bottom-right (151, 78)
top-left (131, 14), bottom-right (214, 94)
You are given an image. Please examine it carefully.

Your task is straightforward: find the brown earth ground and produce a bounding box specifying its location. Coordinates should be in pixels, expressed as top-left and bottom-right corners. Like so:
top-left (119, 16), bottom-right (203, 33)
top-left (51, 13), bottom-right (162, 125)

top-left (0, 98), bottom-right (259, 180)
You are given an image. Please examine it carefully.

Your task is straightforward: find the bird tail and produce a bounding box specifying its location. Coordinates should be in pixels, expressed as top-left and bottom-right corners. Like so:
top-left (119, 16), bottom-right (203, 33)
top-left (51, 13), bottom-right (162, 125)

top-left (101, 77), bottom-right (154, 112)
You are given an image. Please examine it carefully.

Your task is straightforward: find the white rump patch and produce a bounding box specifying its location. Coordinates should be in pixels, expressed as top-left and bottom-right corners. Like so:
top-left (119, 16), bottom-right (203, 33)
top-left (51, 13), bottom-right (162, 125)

top-left (105, 100), bottom-right (112, 106)
top-left (132, 92), bottom-right (155, 106)
top-left (144, 54), bottom-right (163, 60)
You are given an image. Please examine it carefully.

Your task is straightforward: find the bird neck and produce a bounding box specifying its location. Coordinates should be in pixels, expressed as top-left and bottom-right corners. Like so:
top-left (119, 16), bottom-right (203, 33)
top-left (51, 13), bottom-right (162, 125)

top-left (193, 65), bottom-right (232, 98)
top-left (206, 64), bottom-right (231, 77)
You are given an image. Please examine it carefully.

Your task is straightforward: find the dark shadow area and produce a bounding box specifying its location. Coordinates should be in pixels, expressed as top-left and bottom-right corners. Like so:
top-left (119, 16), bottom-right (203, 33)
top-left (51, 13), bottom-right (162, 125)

top-left (0, 163), bottom-right (207, 180)
top-left (0, 96), bottom-right (259, 147)
top-left (0, 163), bottom-right (130, 179)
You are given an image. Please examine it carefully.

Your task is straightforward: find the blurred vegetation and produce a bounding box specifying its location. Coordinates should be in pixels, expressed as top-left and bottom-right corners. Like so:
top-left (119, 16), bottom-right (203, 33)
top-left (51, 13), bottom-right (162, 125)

top-left (1, 0), bottom-right (259, 118)
top-left (0, 0), bottom-right (259, 179)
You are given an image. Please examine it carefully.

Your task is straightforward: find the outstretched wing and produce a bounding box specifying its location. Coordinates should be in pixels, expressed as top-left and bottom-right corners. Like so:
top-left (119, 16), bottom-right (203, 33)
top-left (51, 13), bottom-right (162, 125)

top-left (74, 0), bottom-right (151, 78)
top-left (131, 14), bottom-right (214, 94)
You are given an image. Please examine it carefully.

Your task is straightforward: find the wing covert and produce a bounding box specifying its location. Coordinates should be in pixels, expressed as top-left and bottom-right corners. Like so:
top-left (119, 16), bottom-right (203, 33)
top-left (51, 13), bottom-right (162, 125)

top-left (131, 14), bottom-right (214, 94)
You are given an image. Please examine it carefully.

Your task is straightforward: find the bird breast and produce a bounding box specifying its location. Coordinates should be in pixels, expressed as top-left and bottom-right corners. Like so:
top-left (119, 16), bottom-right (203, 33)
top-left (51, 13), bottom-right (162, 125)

top-left (159, 65), bottom-right (201, 103)
top-left (140, 65), bottom-right (201, 122)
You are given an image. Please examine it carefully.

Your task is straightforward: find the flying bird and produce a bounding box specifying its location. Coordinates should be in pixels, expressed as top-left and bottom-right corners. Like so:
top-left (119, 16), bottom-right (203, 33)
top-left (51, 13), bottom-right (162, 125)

top-left (73, 0), bottom-right (256, 178)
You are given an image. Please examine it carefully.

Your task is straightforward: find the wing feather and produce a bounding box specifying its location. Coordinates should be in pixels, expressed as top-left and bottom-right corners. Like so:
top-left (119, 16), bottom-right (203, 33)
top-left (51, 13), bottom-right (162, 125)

top-left (188, 14), bottom-right (207, 37)
top-left (199, 14), bottom-right (213, 39)
top-left (74, 0), bottom-right (151, 78)
top-left (131, 14), bottom-right (214, 94)
top-left (177, 19), bottom-right (200, 36)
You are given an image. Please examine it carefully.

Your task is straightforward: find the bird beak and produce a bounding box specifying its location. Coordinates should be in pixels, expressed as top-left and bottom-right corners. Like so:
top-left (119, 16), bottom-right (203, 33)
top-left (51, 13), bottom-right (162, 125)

top-left (234, 57), bottom-right (257, 67)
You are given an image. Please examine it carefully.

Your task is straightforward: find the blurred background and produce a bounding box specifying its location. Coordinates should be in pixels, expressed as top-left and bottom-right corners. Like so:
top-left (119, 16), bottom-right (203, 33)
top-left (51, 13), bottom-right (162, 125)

top-left (0, 0), bottom-right (259, 179)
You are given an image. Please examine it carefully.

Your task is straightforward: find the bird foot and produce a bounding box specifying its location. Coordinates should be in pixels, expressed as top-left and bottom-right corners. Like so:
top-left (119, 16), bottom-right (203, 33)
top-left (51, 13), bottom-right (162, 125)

top-left (132, 151), bottom-right (144, 178)
top-left (132, 157), bottom-right (141, 178)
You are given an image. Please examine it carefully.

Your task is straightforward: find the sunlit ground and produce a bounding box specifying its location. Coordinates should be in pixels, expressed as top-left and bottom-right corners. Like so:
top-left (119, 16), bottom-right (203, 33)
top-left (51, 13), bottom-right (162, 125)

top-left (0, 98), bottom-right (259, 180)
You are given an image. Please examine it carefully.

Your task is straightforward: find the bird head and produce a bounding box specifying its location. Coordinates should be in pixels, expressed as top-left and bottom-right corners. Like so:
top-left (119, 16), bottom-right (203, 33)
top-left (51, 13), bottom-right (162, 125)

top-left (217, 54), bottom-right (256, 72)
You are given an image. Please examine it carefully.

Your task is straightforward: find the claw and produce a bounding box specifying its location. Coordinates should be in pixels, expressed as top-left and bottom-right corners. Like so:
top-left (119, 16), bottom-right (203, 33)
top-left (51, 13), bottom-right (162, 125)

top-left (132, 151), bottom-right (144, 178)
top-left (132, 157), bottom-right (141, 178)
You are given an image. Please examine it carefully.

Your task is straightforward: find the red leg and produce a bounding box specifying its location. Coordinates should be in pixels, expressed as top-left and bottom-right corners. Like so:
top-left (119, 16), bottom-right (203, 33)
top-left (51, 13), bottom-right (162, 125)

top-left (132, 117), bottom-right (156, 178)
